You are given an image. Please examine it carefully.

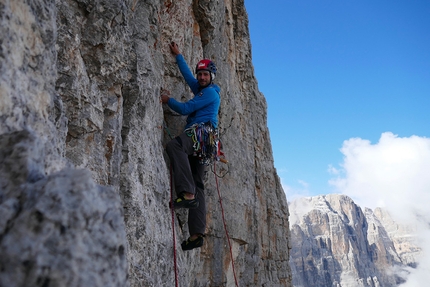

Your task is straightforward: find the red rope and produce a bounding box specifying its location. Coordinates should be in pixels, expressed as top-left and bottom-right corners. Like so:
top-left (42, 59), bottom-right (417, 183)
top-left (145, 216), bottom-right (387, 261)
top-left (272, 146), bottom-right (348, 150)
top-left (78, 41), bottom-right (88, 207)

top-left (170, 165), bottom-right (179, 287)
top-left (214, 161), bottom-right (239, 286)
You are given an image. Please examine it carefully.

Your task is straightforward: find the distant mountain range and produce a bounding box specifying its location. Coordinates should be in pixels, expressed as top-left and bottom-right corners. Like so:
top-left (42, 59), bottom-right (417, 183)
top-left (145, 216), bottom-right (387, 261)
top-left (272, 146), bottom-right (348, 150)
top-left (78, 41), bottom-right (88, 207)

top-left (289, 194), bottom-right (420, 287)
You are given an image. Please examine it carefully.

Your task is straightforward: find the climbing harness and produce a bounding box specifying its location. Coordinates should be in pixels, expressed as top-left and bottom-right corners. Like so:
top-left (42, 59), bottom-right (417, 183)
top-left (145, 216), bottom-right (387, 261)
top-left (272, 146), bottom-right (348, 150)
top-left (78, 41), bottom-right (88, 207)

top-left (185, 122), bottom-right (226, 165)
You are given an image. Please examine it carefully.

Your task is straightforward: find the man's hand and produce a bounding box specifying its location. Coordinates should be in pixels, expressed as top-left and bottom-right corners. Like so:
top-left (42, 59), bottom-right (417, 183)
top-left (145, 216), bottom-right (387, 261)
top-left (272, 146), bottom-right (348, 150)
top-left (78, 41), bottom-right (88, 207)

top-left (169, 41), bottom-right (180, 56)
top-left (160, 89), bottom-right (170, 104)
top-left (160, 94), bottom-right (170, 104)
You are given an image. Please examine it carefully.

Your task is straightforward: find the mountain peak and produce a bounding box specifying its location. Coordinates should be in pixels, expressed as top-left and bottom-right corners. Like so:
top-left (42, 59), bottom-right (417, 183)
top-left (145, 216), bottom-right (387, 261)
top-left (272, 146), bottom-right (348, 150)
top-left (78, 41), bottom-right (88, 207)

top-left (290, 194), bottom-right (420, 287)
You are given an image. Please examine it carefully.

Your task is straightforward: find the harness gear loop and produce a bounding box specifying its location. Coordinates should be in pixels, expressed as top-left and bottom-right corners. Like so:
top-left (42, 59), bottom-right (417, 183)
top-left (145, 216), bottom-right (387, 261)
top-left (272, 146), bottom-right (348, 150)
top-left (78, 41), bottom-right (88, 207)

top-left (185, 122), bottom-right (227, 165)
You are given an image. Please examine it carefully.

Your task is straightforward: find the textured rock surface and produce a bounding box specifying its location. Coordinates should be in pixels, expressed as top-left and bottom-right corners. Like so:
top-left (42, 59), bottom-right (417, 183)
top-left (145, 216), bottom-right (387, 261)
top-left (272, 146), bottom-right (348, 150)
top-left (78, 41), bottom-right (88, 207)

top-left (289, 194), bottom-right (419, 287)
top-left (1, 0), bottom-right (291, 286)
top-left (372, 207), bottom-right (420, 268)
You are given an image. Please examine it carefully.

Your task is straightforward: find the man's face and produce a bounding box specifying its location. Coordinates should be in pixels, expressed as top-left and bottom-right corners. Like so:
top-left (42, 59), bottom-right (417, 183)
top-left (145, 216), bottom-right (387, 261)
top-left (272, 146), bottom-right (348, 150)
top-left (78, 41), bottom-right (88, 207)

top-left (197, 71), bottom-right (211, 87)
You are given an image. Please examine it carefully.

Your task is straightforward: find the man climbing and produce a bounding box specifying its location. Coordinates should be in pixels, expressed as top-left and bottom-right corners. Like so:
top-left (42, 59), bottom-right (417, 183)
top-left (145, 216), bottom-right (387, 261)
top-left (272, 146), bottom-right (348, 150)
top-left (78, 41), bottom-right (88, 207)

top-left (161, 42), bottom-right (220, 251)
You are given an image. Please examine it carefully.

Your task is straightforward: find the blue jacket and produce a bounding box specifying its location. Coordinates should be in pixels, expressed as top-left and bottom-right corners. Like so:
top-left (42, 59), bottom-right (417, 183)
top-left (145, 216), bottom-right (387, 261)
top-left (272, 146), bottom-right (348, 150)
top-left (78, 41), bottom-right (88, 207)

top-left (167, 54), bottom-right (220, 129)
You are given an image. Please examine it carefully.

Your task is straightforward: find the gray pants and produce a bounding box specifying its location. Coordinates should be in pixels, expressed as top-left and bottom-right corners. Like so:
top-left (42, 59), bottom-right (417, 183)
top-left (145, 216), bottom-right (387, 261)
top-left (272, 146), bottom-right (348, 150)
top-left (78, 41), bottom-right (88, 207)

top-left (166, 132), bottom-right (206, 236)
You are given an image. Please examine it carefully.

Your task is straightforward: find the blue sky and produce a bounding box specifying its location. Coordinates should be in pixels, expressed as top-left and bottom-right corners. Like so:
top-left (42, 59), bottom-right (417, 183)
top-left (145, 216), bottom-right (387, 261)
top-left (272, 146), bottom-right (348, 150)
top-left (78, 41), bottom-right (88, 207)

top-left (245, 1), bottom-right (430, 198)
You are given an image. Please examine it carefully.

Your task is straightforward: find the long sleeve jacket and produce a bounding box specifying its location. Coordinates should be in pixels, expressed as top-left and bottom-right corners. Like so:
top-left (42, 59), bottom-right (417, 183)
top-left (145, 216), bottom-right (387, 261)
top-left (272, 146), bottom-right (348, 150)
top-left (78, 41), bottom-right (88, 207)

top-left (167, 54), bottom-right (221, 129)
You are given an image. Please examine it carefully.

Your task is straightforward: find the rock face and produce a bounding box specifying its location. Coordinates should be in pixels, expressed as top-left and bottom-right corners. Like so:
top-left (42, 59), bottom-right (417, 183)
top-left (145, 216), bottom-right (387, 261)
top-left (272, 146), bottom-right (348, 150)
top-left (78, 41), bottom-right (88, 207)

top-left (1, 0), bottom-right (291, 286)
top-left (289, 194), bottom-right (419, 287)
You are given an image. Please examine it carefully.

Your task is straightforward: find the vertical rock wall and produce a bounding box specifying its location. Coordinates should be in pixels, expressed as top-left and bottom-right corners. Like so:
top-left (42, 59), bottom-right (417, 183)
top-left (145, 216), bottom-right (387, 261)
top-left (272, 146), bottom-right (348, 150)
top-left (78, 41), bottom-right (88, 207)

top-left (0, 1), bottom-right (128, 287)
top-left (289, 195), bottom-right (419, 287)
top-left (1, 0), bottom-right (291, 286)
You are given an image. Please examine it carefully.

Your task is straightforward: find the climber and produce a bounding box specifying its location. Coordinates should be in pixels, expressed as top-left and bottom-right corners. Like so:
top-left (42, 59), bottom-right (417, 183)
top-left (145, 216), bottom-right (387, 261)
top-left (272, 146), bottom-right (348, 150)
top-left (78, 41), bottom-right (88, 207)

top-left (161, 42), bottom-right (220, 251)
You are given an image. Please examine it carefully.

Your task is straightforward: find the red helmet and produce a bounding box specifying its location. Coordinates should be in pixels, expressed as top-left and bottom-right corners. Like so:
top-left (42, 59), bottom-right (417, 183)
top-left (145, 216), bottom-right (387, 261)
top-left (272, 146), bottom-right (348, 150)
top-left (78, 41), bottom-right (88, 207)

top-left (195, 59), bottom-right (217, 75)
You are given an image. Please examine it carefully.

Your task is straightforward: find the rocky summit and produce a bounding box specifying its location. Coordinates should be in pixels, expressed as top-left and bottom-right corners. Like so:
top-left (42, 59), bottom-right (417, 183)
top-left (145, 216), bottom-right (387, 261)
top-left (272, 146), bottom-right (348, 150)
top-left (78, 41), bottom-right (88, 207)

top-left (289, 194), bottom-right (420, 287)
top-left (0, 0), bottom-right (291, 286)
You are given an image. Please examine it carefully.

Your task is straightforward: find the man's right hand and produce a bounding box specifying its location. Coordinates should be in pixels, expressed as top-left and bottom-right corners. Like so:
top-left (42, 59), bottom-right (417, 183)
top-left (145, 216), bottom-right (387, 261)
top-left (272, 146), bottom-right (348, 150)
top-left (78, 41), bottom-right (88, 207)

top-left (169, 41), bottom-right (180, 56)
top-left (160, 89), bottom-right (170, 104)
top-left (160, 95), bottom-right (170, 104)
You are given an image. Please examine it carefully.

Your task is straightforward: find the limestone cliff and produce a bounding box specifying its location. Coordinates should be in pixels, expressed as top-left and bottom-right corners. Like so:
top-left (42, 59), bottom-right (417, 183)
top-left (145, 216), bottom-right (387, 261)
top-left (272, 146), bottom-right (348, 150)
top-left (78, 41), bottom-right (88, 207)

top-left (0, 0), bottom-right (291, 286)
top-left (289, 194), bottom-right (419, 287)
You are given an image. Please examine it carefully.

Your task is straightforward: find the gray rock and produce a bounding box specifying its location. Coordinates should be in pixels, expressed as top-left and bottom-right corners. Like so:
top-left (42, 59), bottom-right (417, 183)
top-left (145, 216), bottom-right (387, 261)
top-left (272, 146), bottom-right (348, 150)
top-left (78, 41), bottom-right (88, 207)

top-left (0, 129), bottom-right (128, 287)
top-left (0, 167), bottom-right (127, 287)
top-left (372, 207), bottom-right (420, 267)
top-left (289, 194), bottom-right (419, 287)
top-left (1, 0), bottom-right (291, 286)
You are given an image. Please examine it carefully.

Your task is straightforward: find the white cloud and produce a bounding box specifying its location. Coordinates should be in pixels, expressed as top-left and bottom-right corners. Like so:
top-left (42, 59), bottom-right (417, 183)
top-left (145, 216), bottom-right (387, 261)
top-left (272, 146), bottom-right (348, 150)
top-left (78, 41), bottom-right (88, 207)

top-left (288, 197), bottom-right (313, 225)
top-left (276, 168), bottom-right (312, 201)
top-left (398, 228), bottom-right (430, 286)
top-left (279, 176), bottom-right (311, 202)
top-left (327, 164), bottom-right (340, 175)
top-left (297, 179), bottom-right (309, 189)
top-left (329, 132), bottom-right (430, 285)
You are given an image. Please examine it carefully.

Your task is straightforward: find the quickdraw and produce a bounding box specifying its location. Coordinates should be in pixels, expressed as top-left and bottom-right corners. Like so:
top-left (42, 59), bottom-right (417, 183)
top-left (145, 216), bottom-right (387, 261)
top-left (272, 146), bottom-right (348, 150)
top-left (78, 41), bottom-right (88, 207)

top-left (185, 122), bottom-right (226, 165)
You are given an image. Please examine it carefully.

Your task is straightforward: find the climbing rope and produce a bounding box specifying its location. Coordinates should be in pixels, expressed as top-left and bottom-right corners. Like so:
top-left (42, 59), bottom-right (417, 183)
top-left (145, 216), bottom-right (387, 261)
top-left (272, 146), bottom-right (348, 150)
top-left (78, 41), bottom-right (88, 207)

top-left (211, 160), bottom-right (229, 178)
top-left (163, 119), bottom-right (174, 140)
top-left (214, 161), bottom-right (239, 287)
top-left (170, 165), bottom-right (179, 287)
top-left (164, 121), bottom-right (179, 286)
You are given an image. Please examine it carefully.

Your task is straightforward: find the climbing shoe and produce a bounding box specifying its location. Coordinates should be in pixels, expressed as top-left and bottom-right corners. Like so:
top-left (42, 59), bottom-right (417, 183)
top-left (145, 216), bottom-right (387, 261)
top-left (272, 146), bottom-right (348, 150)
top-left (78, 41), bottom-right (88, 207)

top-left (172, 194), bottom-right (199, 209)
top-left (181, 235), bottom-right (204, 251)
